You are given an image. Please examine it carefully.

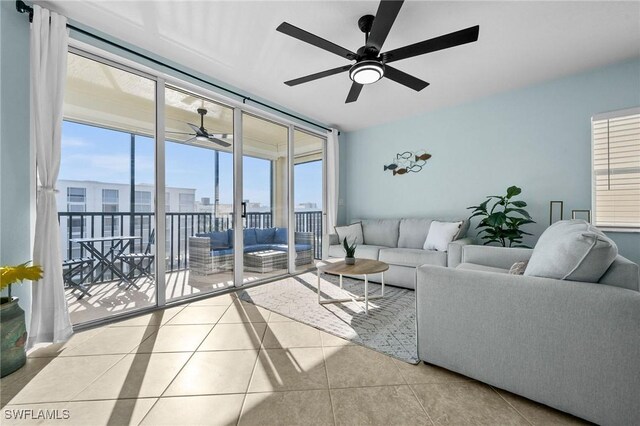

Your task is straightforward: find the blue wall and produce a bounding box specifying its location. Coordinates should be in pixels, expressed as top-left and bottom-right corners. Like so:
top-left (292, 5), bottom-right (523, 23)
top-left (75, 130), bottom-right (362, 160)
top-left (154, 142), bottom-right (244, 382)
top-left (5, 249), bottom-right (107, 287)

top-left (342, 58), bottom-right (640, 264)
top-left (0, 1), bottom-right (32, 314)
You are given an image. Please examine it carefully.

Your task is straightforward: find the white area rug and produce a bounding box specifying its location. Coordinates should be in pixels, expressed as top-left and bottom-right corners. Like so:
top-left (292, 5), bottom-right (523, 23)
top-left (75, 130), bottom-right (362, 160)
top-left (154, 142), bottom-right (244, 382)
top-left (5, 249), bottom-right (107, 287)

top-left (238, 272), bottom-right (418, 363)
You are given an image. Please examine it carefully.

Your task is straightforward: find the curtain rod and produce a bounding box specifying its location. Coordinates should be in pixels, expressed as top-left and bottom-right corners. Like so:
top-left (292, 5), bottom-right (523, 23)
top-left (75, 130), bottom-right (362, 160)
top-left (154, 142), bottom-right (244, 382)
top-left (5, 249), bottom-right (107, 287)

top-left (15, 0), bottom-right (333, 133)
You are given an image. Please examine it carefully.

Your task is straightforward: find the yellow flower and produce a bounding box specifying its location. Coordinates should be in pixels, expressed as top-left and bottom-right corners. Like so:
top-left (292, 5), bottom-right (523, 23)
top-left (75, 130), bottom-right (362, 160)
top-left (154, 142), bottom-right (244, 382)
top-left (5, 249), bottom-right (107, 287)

top-left (0, 262), bottom-right (43, 292)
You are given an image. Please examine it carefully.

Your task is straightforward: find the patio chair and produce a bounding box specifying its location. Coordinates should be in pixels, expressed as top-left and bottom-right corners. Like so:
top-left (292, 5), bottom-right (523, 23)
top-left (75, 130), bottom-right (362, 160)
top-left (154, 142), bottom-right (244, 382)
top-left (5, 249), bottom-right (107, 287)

top-left (62, 257), bottom-right (93, 299)
top-left (117, 229), bottom-right (155, 289)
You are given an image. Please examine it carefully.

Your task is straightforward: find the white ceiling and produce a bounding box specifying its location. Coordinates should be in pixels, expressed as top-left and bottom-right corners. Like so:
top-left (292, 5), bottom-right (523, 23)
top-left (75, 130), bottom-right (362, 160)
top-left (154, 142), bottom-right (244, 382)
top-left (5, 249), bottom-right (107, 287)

top-left (41, 1), bottom-right (640, 132)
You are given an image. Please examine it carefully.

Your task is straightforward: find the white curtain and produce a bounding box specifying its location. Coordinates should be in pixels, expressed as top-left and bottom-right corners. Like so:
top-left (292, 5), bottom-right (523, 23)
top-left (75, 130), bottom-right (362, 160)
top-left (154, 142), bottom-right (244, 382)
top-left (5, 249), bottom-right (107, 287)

top-left (325, 128), bottom-right (340, 240)
top-left (28, 5), bottom-right (73, 348)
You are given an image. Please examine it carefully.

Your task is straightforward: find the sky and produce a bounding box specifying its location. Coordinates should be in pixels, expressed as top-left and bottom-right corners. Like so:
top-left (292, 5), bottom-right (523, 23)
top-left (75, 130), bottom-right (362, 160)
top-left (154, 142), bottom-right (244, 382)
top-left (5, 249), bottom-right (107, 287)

top-left (60, 121), bottom-right (322, 209)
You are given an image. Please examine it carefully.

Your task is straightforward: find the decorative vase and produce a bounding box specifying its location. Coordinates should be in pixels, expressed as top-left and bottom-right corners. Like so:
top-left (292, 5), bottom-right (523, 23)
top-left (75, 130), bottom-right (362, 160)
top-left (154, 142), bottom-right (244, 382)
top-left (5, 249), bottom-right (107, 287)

top-left (345, 256), bottom-right (355, 265)
top-left (1, 297), bottom-right (28, 378)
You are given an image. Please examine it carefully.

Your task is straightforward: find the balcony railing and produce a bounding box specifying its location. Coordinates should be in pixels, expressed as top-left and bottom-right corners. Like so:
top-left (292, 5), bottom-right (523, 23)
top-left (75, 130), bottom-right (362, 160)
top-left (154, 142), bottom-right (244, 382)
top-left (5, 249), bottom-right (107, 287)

top-left (58, 210), bottom-right (323, 281)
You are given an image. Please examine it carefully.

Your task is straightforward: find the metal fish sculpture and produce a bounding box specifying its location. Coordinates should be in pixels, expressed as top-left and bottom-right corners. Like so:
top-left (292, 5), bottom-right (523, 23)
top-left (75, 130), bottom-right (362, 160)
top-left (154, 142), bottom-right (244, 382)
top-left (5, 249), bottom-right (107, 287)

top-left (415, 153), bottom-right (432, 162)
top-left (393, 168), bottom-right (408, 176)
top-left (384, 163), bottom-right (398, 171)
top-left (397, 151), bottom-right (413, 159)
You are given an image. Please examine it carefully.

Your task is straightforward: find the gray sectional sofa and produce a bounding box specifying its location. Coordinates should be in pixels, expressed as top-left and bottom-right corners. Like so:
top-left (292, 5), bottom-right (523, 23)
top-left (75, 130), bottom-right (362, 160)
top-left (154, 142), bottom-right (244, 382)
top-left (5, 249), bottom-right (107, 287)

top-left (325, 218), bottom-right (471, 289)
top-left (416, 244), bottom-right (640, 425)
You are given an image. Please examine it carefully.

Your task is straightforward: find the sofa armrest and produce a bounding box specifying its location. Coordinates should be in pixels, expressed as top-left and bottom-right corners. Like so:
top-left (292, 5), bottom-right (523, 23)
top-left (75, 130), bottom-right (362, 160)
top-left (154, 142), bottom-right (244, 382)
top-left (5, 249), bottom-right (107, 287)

top-left (415, 265), bottom-right (640, 426)
top-left (461, 245), bottom-right (533, 270)
top-left (447, 237), bottom-right (474, 268)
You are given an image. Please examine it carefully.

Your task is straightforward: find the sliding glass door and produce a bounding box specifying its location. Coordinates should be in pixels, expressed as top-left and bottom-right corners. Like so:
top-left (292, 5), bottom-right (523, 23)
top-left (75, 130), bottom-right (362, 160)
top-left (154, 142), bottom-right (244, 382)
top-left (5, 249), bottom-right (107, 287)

top-left (164, 86), bottom-right (235, 303)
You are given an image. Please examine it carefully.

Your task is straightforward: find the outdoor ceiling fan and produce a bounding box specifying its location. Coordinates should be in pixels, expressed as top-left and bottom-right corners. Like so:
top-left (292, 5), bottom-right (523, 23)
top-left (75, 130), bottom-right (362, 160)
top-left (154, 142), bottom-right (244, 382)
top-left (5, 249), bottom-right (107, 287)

top-left (167, 108), bottom-right (232, 148)
top-left (277, 0), bottom-right (479, 103)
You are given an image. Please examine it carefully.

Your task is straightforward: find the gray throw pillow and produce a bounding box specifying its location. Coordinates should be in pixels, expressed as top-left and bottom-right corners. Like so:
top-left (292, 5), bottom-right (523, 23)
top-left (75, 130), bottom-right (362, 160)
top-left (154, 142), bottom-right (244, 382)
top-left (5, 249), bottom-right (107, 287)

top-left (335, 222), bottom-right (364, 245)
top-left (524, 220), bottom-right (618, 283)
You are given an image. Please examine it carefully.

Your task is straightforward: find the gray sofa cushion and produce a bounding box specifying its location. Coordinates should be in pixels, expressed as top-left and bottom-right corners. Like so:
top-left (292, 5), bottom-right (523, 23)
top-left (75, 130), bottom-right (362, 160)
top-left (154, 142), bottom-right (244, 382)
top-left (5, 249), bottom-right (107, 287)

top-left (398, 219), bottom-right (432, 249)
top-left (328, 244), bottom-right (386, 260)
top-left (456, 263), bottom-right (510, 274)
top-left (598, 255), bottom-right (640, 291)
top-left (524, 220), bottom-right (618, 283)
top-left (360, 219), bottom-right (400, 247)
top-left (379, 248), bottom-right (447, 268)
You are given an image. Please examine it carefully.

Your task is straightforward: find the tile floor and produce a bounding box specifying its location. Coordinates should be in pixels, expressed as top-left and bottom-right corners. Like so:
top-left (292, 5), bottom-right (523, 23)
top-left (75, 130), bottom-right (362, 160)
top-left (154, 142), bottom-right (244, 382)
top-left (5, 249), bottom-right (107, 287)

top-left (2, 292), bottom-right (589, 425)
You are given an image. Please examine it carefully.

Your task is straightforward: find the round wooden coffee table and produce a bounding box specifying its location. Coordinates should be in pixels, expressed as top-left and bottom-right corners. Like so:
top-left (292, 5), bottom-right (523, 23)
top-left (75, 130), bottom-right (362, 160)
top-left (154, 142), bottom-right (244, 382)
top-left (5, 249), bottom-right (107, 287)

top-left (316, 258), bottom-right (389, 314)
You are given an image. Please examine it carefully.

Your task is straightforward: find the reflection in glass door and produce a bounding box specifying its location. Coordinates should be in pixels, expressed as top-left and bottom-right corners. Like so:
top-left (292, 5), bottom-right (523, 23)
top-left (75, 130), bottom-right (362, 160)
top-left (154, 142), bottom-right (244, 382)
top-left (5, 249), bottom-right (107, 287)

top-left (241, 113), bottom-right (290, 283)
top-left (164, 86), bottom-right (235, 302)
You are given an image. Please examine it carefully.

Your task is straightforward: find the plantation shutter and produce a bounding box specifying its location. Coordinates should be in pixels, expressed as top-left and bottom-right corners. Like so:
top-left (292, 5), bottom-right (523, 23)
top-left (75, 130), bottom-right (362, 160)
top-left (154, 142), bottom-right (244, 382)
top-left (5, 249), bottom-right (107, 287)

top-left (592, 108), bottom-right (640, 229)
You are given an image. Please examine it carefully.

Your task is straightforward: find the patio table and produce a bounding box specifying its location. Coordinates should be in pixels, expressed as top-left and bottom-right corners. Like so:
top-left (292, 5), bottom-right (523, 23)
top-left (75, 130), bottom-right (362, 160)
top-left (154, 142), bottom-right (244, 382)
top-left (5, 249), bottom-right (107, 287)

top-left (70, 235), bottom-right (142, 289)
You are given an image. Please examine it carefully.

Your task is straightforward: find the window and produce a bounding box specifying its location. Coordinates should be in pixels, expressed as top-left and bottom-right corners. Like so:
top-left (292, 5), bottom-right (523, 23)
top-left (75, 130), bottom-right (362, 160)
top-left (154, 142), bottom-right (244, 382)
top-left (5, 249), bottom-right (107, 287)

top-left (592, 108), bottom-right (640, 229)
top-left (134, 190), bottom-right (152, 212)
top-left (102, 189), bottom-right (119, 212)
top-left (179, 192), bottom-right (195, 212)
top-left (67, 187), bottom-right (86, 212)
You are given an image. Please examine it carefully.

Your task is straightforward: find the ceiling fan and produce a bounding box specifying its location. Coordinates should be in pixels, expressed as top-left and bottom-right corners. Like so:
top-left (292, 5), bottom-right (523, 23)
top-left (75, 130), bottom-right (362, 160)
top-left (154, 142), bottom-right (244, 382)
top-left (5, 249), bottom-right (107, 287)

top-left (277, 0), bottom-right (479, 103)
top-left (167, 108), bottom-right (232, 148)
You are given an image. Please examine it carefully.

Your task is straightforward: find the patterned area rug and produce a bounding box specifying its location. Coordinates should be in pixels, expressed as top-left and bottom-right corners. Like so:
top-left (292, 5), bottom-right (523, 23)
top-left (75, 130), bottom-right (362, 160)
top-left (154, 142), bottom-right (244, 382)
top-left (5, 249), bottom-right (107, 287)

top-left (238, 272), bottom-right (418, 363)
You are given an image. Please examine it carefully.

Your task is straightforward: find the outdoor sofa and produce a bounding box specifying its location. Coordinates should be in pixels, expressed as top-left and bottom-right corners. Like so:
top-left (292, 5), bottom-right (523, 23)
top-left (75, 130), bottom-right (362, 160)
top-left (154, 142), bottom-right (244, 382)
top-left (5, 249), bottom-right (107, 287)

top-left (189, 227), bottom-right (314, 274)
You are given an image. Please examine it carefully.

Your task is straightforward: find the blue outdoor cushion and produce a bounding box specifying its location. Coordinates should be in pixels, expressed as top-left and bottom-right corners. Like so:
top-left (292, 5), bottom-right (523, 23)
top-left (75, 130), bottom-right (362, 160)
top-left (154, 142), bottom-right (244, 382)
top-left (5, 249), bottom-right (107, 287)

top-left (274, 228), bottom-right (288, 244)
top-left (244, 228), bottom-right (258, 246)
top-left (243, 244), bottom-right (273, 253)
top-left (211, 248), bottom-right (234, 256)
top-left (227, 229), bottom-right (234, 247)
top-left (255, 228), bottom-right (276, 244)
top-left (268, 244), bottom-right (312, 252)
top-left (196, 232), bottom-right (229, 250)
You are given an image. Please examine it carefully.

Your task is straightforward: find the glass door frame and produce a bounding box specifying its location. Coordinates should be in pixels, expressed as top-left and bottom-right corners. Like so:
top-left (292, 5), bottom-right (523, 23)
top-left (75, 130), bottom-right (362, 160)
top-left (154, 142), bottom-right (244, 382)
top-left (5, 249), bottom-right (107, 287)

top-left (66, 40), bottom-right (330, 323)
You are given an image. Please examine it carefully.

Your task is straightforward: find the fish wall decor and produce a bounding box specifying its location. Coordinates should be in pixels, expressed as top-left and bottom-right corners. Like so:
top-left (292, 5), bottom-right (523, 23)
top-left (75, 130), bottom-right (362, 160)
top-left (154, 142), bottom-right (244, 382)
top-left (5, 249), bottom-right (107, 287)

top-left (384, 150), bottom-right (432, 176)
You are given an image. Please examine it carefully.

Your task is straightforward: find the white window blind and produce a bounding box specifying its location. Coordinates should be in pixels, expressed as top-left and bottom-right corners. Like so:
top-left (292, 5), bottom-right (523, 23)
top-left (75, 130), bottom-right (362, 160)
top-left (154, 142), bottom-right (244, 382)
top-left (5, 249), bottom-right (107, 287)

top-left (592, 108), bottom-right (640, 229)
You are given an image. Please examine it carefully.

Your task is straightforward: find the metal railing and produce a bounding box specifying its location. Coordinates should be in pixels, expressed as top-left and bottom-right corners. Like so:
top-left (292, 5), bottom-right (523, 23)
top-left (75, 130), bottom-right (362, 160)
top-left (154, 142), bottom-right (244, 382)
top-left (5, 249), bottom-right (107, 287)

top-left (58, 210), bottom-right (323, 281)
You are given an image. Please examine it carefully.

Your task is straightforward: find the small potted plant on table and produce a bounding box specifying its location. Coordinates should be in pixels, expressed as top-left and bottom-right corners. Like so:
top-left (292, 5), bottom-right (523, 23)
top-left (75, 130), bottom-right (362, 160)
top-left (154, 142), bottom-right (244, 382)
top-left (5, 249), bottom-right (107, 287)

top-left (1, 262), bottom-right (43, 377)
top-left (342, 238), bottom-right (357, 265)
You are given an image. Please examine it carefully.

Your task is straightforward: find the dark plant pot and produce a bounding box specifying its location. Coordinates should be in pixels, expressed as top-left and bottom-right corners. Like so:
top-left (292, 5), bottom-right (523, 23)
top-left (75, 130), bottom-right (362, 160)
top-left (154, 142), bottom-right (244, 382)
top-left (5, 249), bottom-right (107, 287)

top-left (1, 297), bottom-right (27, 378)
top-left (344, 256), bottom-right (356, 265)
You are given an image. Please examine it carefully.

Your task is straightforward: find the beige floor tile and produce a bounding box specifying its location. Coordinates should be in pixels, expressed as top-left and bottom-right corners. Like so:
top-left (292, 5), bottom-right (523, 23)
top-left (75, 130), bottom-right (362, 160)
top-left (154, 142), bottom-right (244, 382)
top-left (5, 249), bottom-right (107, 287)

top-left (60, 326), bottom-right (159, 356)
top-left (134, 324), bottom-right (213, 353)
top-left (262, 321), bottom-right (322, 348)
top-left (394, 360), bottom-right (474, 385)
top-left (1, 357), bottom-right (56, 388)
top-left (320, 331), bottom-right (354, 347)
top-left (140, 394), bottom-right (244, 425)
top-left (323, 345), bottom-right (405, 388)
top-left (2, 398), bottom-right (156, 426)
top-left (163, 350), bottom-right (258, 396)
top-left (238, 390), bottom-right (334, 426)
top-left (74, 352), bottom-right (191, 400)
top-left (188, 293), bottom-right (236, 307)
top-left (267, 311), bottom-right (295, 322)
top-left (218, 301), bottom-right (271, 323)
top-left (411, 381), bottom-right (530, 425)
top-left (108, 306), bottom-right (185, 327)
top-left (27, 328), bottom-right (106, 358)
top-left (8, 355), bottom-right (124, 404)
top-left (165, 306), bottom-right (228, 325)
top-left (494, 387), bottom-right (590, 425)
top-left (199, 323), bottom-right (267, 351)
top-left (331, 385), bottom-right (432, 426)
top-left (249, 347), bottom-right (328, 392)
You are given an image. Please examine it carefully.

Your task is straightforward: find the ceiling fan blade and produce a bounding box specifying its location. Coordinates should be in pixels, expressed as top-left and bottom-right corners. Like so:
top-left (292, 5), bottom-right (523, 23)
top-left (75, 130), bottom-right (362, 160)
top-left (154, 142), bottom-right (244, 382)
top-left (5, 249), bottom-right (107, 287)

top-left (366, 0), bottom-right (404, 52)
top-left (383, 25), bottom-right (480, 64)
top-left (187, 122), bottom-right (206, 136)
top-left (384, 65), bottom-right (429, 91)
top-left (165, 131), bottom-right (195, 135)
top-left (209, 137), bottom-right (232, 148)
top-left (285, 65), bottom-right (352, 86)
top-left (345, 82), bottom-right (364, 103)
top-left (277, 22), bottom-right (356, 60)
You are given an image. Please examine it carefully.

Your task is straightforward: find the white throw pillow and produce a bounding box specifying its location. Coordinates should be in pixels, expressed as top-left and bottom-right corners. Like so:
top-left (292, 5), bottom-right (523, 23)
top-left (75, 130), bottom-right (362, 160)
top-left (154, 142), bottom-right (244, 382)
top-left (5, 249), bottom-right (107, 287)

top-left (335, 222), bottom-right (364, 245)
top-left (423, 221), bottom-right (462, 252)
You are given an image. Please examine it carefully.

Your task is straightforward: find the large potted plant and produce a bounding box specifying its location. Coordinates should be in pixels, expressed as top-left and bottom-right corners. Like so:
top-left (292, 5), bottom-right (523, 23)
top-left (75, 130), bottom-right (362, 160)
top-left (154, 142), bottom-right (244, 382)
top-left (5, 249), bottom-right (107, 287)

top-left (467, 185), bottom-right (535, 248)
top-left (1, 262), bottom-right (43, 377)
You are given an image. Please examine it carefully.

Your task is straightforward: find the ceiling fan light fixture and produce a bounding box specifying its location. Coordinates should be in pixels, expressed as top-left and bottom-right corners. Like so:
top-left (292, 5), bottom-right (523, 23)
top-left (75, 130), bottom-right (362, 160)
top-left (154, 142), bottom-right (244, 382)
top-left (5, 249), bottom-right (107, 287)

top-left (196, 135), bottom-right (208, 142)
top-left (349, 60), bottom-right (384, 85)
